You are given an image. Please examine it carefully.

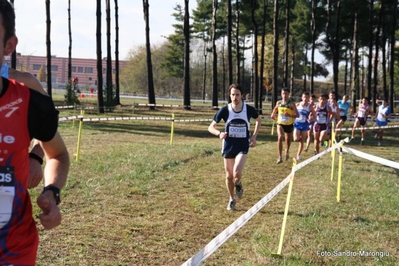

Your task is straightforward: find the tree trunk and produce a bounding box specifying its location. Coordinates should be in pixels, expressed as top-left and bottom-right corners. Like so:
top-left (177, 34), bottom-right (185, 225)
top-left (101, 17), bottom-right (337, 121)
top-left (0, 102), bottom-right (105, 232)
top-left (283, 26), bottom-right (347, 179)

top-left (222, 37), bottom-right (226, 101)
top-left (142, 0), bottom-right (156, 110)
top-left (235, 1), bottom-right (240, 85)
top-left (251, 0), bottom-right (259, 110)
top-left (290, 42), bottom-right (295, 92)
top-left (227, 0), bottom-right (233, 86)
top-left (272, 0), bottom-right (279, 107)
top-left (373, 1), bottom-right (383, 113)
top-left (202, 41), bottom-right (208, 103)
top-left (380, 1), bottom-right (387, 99)
top-left (106, 0), bottom-right (113, 106)
top-left (350, 0), bottom-right (359, 112)
top-left (183, 0), bottom-right (191, 110)
top-left (389, 0), bottom-right (397, 108)
top-left (45, 0), bottom-right (52, 98)
top-left (367, 0), bottom-right (374, 102)
top-left (283, 0), bottom-right (290, 89)
top-left (68, 0), bottom-right (72, 82)
top-left (303, 47), bottom-right (307, 92)
top-left (344, 49), bottom-right (348, 95)
top-left (96, 0), bottom-right (104, 113)
top-left (259, 0), bottom-right (268, 114)
top-left (10, 0), bottom-right (16, 68)
top-left (114, 0), bottom-right (121, 105)
top-left (310, 0), bottom-right (316, 95)
top-left (212, 0), bottom-right (218, 109)
top-left (333, 0), bottom-right (341, 95)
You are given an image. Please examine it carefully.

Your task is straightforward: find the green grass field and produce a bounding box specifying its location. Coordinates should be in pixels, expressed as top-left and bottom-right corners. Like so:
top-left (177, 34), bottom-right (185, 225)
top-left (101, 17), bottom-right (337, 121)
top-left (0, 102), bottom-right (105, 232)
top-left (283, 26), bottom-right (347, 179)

top-left (31, 95), bottom-right (399, 265)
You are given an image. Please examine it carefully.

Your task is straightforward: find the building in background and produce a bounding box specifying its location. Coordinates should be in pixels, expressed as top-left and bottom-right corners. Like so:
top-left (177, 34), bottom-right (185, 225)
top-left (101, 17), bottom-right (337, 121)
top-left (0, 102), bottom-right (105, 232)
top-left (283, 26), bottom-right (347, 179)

top-left (3, 54), bottom-right (127, 90)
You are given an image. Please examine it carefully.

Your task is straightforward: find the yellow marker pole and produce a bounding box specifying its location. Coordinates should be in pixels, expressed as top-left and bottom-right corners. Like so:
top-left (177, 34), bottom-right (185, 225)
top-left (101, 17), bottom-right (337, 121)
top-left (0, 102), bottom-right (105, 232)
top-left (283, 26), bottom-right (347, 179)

top-left (170, 113), bottom-right (175, 145)
top-left (276, 159), bottom-right (297, 255)
top-left (330, 122), bottom-right (336, 181)
top-left (332, 121), bottom-right (336, 144)
top-left (337, 142), bottom-right (344, 202)
top-left (271, 120), bottom-right (275, 135)
top-left (330, 147), bottom-right (335, 181)
top-left (75, 118), bottom-right (83, 161)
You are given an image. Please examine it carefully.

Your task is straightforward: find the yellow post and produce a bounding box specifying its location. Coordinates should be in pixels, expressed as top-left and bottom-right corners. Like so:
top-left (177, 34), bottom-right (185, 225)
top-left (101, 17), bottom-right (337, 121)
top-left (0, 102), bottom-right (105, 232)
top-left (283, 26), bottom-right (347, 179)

top-left (336, 142), bottom-right (344, 202)
top-left (271, 120), bottom-right (275, 135)
top-left (330, 147), bottom-right (335, 181)
top-left (75, 118), bottom-right (83, 161)
top-left (276, 159), bottom-right (297, 255)
top-left (170, 113), bottom-right (175, 145)
top-left (330, 122), bottom-right (336, 181)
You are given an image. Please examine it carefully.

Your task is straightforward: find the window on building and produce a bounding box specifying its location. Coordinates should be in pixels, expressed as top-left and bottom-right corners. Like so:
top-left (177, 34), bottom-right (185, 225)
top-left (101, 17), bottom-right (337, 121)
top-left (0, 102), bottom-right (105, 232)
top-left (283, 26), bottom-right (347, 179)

top-left (51, 65), bottom-right (58, 71)
top-left (78, 67), bottom-right (84, 73)
top-left (102, 68), bottom-right (106, 74)
top-left (88, 77), bottom-right (92, 81)
top-left (33, 64), bottom-right (41, 70)
top-left (71, 66), bottom-right (76, 72)
top-left (85, 67), bottom-right (93, 73)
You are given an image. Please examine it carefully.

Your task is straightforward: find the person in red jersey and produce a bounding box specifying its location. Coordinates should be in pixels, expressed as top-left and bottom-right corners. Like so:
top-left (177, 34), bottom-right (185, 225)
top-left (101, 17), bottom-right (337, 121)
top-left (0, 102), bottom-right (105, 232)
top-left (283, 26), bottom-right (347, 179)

top-left (1, 63), bottom-right (50, 189)
top-left (0, 1), bottom-right (70, 265)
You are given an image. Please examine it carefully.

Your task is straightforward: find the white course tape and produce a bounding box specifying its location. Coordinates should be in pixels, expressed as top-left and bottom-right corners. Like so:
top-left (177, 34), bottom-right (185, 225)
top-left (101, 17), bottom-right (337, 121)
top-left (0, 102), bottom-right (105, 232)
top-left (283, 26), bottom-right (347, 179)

top-left (81, 116), bottom-right (173, 122)
top-left (182, 147), bottom-right (336, 266)
top-left (292, 146), bottom-right (333, 172)
top-left (59, 115), bottom-right (84, 121)
top-left (182, 174), bottom-right (293, 266)
top-left (335, 124), bottom-right (399, 132)
top-left (341, 146), bottom-right (399, 169)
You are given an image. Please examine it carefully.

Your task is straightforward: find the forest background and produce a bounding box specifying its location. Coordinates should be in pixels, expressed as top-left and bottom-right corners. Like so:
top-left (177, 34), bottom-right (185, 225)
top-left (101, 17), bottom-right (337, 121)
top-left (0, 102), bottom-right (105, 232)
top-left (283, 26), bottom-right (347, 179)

top-left (11, 0), bottom-right (399, 113)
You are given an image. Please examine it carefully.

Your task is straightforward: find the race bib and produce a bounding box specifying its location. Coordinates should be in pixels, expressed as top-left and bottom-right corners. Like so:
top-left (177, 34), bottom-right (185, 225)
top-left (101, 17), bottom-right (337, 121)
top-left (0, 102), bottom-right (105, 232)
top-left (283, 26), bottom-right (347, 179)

top-left (339, 108), bottom-right (345, 116)
top-left (228, 123), bottom-right (247, 138)
top-left (298, 114), bottom-right (307, 123)
top-left (317, 114), bottom-right (327, 124)
top-left (0, 166), bottom-right (15, 229)
top-left (358, 110), bottom-right (365, 117)
top-left (280, 114), bottom-right (289, 123)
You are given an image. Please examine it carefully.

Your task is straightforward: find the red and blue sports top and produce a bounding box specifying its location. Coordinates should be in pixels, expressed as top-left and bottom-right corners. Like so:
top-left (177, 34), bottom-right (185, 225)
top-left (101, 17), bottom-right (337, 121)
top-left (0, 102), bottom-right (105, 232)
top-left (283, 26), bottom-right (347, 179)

top-left (0, 78), bottom-right (58, 265)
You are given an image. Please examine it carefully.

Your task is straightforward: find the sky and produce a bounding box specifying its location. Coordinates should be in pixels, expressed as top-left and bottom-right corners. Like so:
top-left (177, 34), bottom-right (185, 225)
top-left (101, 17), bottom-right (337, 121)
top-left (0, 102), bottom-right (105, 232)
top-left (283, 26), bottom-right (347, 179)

top-left (14, 0), bottom-right (198, 60)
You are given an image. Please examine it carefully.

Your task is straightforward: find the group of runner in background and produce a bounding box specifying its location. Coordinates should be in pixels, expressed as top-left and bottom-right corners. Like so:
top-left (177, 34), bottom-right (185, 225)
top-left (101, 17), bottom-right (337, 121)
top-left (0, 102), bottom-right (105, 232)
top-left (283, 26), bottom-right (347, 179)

top-left (271, 89), bottom-right (392, 164)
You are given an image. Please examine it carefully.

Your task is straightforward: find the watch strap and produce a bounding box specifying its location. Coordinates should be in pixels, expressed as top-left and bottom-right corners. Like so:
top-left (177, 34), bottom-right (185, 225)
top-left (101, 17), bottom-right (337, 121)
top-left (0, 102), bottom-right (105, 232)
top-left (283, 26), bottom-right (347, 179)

top-left (41, 185), bottom-right (61, 205)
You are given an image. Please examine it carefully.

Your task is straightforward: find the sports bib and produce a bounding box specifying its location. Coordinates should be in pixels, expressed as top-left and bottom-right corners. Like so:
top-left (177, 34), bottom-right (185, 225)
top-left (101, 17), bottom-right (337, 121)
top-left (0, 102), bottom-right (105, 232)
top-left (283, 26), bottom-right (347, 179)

top-left (0, 166), bottom-right (15, 229)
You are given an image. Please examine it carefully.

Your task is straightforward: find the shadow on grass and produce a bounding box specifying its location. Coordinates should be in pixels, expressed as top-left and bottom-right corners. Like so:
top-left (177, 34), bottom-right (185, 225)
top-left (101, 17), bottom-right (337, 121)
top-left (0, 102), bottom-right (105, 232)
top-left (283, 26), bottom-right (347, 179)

top-left (80, 120), bottom-right (281, 142)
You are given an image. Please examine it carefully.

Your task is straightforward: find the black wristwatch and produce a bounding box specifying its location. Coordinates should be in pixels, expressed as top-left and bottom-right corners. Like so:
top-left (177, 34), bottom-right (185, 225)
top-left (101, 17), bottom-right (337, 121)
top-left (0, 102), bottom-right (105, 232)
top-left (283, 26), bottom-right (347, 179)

top-left (41, 185), bottom-right (61, 205)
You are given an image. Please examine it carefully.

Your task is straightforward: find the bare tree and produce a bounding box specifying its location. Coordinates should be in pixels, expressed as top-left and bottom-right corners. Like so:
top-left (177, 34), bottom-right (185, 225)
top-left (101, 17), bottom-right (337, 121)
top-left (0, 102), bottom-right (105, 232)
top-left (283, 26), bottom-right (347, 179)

top-left (310, 0), bottom-right (316, 95)
top-left (251, 0), bottom-right (259, 110)
top-left (389, 0), bottom-right (398, 108)
top-left (105, 0), bottom-right (113, 106)
top-left (227, 0), bottom-right (233, 86)
top-left (45, 0), bottom-right (52, 97)
top-left (367, 0), bottom-right (374, 101)
top-left (10, 0), bottom-right (16, 68)
top-left (282, 0), bottom-right (290, 89)
top-left (235, 1), bottom-right (240, 85)
top-left (96, 0), bottom-right (105, 113)
top-left (211, 0), bottom-right (218, 109)
top-left (68, 0), bottom-right (72, 81)
top-left (142, 0), bottom-right (156, 109)
top-left (272, 0), bottom-right (279, 106)
top-left (183, 0), bottom-right (191, 110)
top-left (259, 0), bottom-right (268, 114)
top-left (373, 1), bottom-right (383, 113)
top-left (114, 0), bottom-right (121, 105)
top-left (350, 0), bottom-right (359, 112)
